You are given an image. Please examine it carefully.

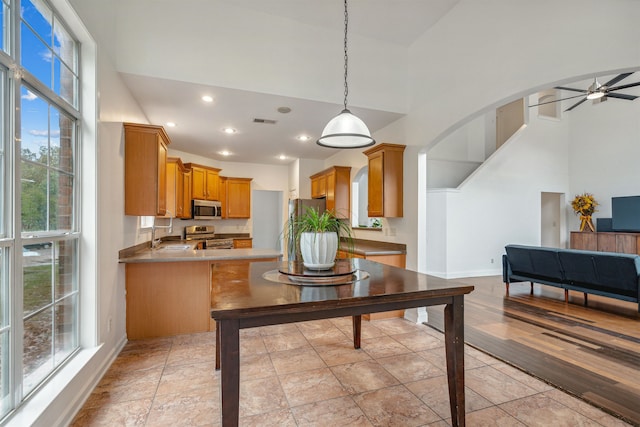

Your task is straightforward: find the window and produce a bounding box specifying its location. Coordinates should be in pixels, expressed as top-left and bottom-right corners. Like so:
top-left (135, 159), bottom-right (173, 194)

top-left (0, 0), bottom-right (80, 418)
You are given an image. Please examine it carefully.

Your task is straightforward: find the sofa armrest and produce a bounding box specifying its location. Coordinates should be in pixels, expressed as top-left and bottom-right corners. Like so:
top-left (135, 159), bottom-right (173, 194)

top-left (502, 254), bottom-right (511, 283)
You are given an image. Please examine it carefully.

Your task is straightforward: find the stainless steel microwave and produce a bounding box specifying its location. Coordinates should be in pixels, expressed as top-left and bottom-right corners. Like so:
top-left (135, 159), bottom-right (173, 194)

top-left (192, 199), bottom-right (222, 220)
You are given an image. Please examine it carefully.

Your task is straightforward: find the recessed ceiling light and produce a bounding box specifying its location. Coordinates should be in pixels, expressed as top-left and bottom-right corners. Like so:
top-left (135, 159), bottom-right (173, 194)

top-left (278, 155), bottom-right (287, 160)
top-left (166, 122), bottom-right (176, 127)
top-left (222, 127), bottom-right (236, 134)
top-left (277, 106), bottom-right (292, 114)
top-left (220, 150), bottom-right (231, 156)
top-left (297, 135), bottom-right (311, 142)
top-left (202, 95), bottom-right (213, 103)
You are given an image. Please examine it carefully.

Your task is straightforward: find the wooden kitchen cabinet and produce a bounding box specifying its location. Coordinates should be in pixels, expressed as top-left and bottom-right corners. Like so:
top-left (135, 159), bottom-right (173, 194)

top-left (220, 177), bottom-right (252, 218)
top-left (124, 123), bottom-right (170, 216)
top-left (363, 143), bottom-right (405, 218)
top-left (310, 166), bottom-right (351, 218)
top-left (311, 174), bottom-right (326, 199)
top-left (165, 157), bottom-right (191, 218)
top-left (337, 249), bottom-right (406, 320)
top-left (182, 168), bottom-right (192, 218)
top-left (233, 238), bottom-right (253, 248)
top-left (126, 261), bottom-right (211, 339)
top-left (185, 163), bottom-right (221, 201)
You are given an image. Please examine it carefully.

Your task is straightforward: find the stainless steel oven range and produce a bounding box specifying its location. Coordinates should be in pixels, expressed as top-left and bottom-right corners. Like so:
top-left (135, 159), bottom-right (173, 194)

top-left (184, 225), bottom-right (234, 249)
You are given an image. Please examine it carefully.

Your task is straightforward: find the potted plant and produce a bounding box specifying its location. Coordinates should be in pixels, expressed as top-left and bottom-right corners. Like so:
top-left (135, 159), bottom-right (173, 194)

top-left (291, 207), bottom-right (354, 269)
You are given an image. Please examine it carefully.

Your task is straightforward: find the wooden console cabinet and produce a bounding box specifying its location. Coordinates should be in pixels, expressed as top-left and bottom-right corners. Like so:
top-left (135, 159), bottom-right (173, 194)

top-left (570, 231), bottom-right (640, 255)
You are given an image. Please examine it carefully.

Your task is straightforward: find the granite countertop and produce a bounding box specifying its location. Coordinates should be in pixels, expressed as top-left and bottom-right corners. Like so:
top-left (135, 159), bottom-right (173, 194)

top-left (212, 233), bottom-right (252, 240)
top-left (118, 240), bottom-right (280, 263)
top-left (344, 238), bottom-right (406, 256)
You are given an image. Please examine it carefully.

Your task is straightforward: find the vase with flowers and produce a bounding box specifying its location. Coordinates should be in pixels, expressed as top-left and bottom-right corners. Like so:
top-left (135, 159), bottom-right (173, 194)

top-left (571, 193), bottom-right (598, 232)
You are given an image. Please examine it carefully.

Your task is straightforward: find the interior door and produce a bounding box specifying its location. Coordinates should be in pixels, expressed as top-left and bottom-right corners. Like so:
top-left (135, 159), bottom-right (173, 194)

top-left (252, 190), bottom-right (283, 249)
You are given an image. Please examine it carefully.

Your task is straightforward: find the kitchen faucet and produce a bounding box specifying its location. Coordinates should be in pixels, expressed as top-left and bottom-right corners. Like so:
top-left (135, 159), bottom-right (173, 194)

top-left (151, 211), bottom-right (173, 249)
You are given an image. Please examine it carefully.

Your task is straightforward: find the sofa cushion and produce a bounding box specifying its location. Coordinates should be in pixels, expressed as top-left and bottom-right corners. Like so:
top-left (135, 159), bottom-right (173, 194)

top-left (559, 249), bottom-right (640, 298)
top-left (505, 245), bottom-right (564, 283)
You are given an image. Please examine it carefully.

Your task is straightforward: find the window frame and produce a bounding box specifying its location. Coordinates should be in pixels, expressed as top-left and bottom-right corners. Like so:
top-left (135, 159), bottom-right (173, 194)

top-left (0, 0), bottom-right (82, 418)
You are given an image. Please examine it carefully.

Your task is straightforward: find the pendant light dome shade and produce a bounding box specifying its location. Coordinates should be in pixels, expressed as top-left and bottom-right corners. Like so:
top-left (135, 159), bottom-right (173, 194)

top-left (317, 109), bottom-right (375, 148)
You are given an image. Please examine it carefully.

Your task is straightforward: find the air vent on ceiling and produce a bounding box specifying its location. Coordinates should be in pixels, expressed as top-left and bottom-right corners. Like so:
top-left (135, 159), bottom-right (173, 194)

top-left (253, 118), bottom-right (277, 124)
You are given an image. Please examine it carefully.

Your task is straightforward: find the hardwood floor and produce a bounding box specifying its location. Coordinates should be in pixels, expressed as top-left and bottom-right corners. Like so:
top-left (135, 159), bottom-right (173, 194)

top-left (425, 276), bottom-right (640, 426)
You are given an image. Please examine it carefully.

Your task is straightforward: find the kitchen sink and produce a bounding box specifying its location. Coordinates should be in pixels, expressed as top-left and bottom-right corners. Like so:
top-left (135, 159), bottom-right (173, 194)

top-left (158, 244), bottom-right (194, 251)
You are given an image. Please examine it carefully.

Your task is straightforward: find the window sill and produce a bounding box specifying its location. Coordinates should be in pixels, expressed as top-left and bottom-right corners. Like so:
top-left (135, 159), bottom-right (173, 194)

top-left (5, 345), bottom-right (104, 427)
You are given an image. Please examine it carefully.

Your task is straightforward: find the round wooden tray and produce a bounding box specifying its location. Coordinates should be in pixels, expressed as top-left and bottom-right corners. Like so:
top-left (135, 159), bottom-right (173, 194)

top-left (277, 259), bottom-right (357, 278)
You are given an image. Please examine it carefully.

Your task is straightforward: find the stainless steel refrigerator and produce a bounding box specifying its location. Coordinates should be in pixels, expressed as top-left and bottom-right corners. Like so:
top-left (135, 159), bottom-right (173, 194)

top-left (286, 198), bottom-right (326, 261)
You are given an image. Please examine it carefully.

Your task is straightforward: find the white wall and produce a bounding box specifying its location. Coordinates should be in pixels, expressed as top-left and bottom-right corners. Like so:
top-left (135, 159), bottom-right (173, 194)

top-left (114, 0), bottom-right (409, 113)
top-left (400, 0), bottom-right (640, 277)
top-left (407, 0), bottom-right (640, 149)
top-left (426, 109), bottom-right (571, 278)
top-left (568, 97), bottom-right (640, 224)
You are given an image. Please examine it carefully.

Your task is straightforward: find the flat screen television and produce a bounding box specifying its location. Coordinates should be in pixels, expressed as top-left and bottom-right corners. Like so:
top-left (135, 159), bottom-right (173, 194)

top-left (612, 196), bottom-right (640, 232)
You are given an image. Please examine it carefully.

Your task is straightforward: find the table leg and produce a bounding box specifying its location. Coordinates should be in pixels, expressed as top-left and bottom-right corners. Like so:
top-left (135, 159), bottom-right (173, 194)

top-left (218, 319), bottom-right (240, 427)
top-left (352, 315), bottom-right (361, 349)
top-left (215, 326), bottom-right (220, 370)
top-left (444, 295), bottom-right (466, 427)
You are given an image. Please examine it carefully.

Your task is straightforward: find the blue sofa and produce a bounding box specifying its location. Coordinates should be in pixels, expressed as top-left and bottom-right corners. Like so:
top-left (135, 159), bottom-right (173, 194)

top-left (502, 244), bottom-right (640, 311)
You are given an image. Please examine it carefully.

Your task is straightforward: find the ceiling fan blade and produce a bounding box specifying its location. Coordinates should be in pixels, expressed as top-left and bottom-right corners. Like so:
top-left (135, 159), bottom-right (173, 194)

top-left (555, 86), bottom-right (587, 93)
top-left (605, 92), bottom-right (638, 101)
top-left (602, 72), bottom-right (633, 88)
top-left (608, 81), bottom-right (640, 92)
top-left (565, 97), bottom-right (588, 112)
top-left (528, 93), bottom-right (586, 107)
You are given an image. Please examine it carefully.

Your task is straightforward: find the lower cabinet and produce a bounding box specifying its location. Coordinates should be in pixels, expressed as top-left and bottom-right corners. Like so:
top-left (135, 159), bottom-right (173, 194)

top-left (337, 250), bottom-right (407, 320)
top-left (126, 257), bottom-right (278, 339)
top-left (233, 238), bottom-right (252, 248)
top-left (126, 262), bottom-right (211, 339)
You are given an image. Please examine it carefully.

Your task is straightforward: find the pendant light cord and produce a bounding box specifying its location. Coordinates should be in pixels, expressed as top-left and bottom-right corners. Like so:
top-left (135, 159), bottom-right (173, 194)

top-left (343, 0), bottom-right (349, 111)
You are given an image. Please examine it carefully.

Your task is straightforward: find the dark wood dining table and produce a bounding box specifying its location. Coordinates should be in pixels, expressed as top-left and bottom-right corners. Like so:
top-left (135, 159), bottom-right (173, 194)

top-left (210, 259), bottom-right (474, 427)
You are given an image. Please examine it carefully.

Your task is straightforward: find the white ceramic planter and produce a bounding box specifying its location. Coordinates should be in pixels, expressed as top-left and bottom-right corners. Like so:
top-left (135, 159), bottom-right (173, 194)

top-left (299, 231), bottom-right (338, 270)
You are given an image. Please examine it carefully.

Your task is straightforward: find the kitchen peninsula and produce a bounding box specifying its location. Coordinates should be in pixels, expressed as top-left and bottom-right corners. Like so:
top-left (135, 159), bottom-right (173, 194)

top-left (119, 244), bottom-right (282, 339)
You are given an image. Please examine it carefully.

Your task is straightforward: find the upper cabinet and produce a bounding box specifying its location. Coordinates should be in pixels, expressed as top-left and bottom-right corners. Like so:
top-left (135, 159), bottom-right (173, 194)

top-left (166, 157), bottom-right (192, 219)
top-left (220, 177), bottom-right (252, 218)
top-left (182, 168), bottom-right (192, 218)
top-left (311, 174), bottom-right (326, 199)
top-left (185, 163), bottom-right (221, 201)
top-left (124, 123), bottom-right (170, 216)
top-left (363, 143), bottom-right (405, 218)
top-left (310, 166), bottom-right (351, 218)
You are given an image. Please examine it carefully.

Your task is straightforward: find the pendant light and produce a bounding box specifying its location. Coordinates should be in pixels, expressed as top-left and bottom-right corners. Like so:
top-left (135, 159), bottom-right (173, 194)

top-left (317, 0), bottom-right (375, 149)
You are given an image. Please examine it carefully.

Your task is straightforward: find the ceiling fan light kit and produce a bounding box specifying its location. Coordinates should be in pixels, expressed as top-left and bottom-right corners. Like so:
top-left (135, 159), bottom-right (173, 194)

top-left (530, 72), bottom-right (640, 111)
top-left (317, 0), bottom-right (375, 149)
top-left (585, 78), bottom-right (605, 100)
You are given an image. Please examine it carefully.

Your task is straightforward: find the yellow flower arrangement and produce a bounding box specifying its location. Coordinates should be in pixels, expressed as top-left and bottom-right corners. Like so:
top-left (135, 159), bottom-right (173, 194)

top-left (571, 193), bottom-right (598, 231)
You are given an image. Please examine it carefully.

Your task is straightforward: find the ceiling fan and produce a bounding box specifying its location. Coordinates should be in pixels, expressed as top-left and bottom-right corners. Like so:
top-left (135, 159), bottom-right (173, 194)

top-left (530, 72), bottom-right (640, 111)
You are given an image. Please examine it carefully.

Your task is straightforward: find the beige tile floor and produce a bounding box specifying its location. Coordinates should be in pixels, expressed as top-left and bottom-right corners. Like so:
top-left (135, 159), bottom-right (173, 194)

top-left (71, 318), bottom-right (631, 426)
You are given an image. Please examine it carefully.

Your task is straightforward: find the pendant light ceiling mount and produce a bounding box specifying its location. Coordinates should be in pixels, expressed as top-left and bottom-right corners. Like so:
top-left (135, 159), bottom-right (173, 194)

top-left (317, 0), bottom-right (375, 149)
